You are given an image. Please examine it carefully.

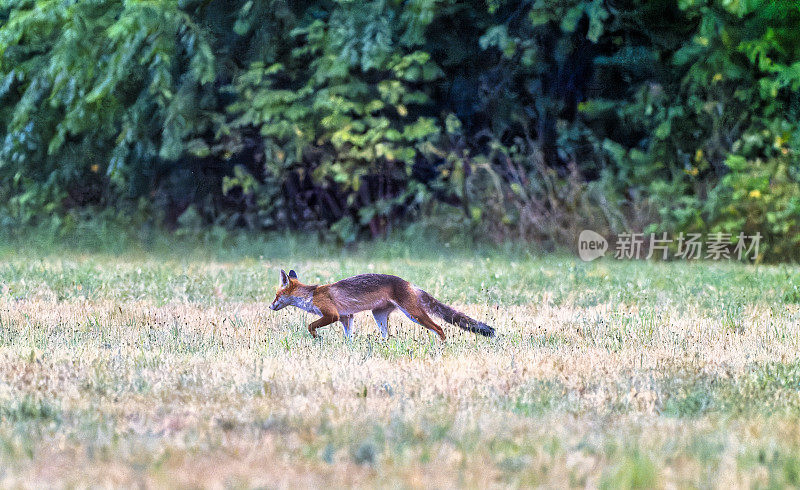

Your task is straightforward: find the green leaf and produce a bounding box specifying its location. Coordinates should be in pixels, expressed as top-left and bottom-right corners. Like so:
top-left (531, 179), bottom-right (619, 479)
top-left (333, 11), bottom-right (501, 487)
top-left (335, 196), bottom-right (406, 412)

top-left (560, 5), bottom-right (584, 34)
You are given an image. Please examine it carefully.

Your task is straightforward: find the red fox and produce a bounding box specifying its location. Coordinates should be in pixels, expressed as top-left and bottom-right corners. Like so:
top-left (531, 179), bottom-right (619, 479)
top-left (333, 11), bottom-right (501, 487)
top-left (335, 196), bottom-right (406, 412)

top-left (269, 269), bottom-right (495, 340)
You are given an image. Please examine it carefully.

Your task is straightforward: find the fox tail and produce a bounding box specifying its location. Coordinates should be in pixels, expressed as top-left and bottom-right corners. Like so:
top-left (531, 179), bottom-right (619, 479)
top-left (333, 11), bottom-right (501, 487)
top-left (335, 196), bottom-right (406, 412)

top-left (418, 290), bottom-right (495, 338)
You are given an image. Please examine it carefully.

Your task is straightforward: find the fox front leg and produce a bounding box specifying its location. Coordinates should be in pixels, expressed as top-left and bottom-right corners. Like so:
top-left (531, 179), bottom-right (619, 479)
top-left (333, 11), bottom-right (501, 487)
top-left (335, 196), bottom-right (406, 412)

top-left (340, 315), bottom-right (354, 339)
top-left (308, 314), bottom-right (339, 338)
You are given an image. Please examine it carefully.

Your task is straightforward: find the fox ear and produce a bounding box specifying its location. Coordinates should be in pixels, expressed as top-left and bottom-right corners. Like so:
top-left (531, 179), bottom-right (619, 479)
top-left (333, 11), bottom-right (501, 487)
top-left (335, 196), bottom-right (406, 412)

top-left (288, 270), bottom-right (298, 280)
top-left (280, 269), bottom-right (289, 287)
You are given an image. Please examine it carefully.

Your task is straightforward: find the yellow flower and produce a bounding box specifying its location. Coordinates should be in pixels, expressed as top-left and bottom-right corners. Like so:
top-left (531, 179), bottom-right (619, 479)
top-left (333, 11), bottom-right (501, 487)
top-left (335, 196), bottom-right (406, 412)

top-left (749, 189), bottom-right (762, 199)
top-left (90, 164), bottom-right (99, 173)
top-left (694, 149), bottom-right (704, 162)
top-left (397, 105), bottom-right (408, 117)
top-left (712, 73), bottom-right (723, 82)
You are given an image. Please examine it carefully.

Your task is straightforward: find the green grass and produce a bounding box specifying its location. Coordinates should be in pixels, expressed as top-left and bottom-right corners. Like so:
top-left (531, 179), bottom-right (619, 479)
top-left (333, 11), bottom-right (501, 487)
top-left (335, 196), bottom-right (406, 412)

top-left (0, 234), bottom-right (799, 486)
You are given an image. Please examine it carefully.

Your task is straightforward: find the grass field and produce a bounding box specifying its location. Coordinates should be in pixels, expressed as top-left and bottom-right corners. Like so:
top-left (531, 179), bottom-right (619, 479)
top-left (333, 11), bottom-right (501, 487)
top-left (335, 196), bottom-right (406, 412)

top-left (1, 236), bottom-right (800, 487)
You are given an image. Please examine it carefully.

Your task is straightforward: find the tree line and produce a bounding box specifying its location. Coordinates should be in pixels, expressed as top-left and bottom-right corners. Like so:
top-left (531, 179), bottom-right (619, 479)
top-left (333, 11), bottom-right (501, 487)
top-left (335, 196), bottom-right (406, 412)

top-left (1, 0), bottom-right (798, 259)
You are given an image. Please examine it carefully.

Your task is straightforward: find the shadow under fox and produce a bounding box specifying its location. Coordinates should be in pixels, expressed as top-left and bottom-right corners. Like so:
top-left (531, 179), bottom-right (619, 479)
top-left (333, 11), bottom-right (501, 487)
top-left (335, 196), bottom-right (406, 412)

top-left (269, 270), bottom-right (495, 340)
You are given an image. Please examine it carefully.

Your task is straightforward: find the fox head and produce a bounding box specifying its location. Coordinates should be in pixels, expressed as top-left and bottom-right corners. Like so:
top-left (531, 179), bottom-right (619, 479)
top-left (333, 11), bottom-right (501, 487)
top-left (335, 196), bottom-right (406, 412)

top-left (269, 269), bottom-right (300, 310)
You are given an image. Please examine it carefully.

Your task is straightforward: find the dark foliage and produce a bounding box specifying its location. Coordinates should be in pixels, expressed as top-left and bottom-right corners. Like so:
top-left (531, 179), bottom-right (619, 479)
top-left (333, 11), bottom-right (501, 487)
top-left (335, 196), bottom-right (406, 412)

top-left (1, 0), bottom-right (798, 259)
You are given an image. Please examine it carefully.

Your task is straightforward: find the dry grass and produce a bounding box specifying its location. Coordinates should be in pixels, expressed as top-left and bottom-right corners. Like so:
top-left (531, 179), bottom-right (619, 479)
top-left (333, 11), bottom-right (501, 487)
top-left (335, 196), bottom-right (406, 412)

top-left (0, 248), bottom-right (799, 487)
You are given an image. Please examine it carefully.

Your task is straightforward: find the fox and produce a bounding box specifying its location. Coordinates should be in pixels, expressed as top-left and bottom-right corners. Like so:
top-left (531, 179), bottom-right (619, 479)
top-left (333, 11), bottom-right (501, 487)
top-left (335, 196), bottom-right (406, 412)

top-left (268, 269), bottom-right (495, 341)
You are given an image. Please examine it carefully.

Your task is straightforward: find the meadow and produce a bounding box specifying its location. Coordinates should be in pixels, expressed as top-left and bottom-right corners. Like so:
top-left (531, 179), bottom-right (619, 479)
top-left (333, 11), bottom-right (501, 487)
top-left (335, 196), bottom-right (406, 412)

top-left (1, 236), bottom-right (800, 487)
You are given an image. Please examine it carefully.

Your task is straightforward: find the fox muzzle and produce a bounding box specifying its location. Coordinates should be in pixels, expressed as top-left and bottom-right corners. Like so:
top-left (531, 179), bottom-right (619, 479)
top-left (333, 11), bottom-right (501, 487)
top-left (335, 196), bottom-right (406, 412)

top-left (269, 298), bottom-right (289, 310)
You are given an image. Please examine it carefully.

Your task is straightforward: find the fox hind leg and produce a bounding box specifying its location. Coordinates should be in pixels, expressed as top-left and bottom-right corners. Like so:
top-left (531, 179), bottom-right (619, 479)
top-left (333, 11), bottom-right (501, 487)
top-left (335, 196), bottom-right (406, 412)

top-left (372, 308), bottom-right (393, 339)
top-left (417, 314), bottom-right (446, 341)
top-left (393, 302), bottom-right (446, 341)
